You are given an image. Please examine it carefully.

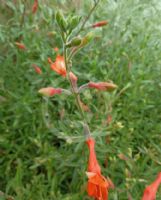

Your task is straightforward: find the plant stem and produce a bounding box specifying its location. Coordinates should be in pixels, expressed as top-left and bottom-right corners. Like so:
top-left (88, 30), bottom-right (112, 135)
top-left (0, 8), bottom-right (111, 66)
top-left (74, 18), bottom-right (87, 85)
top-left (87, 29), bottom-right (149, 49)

top-left (64, 46), bottom-right (84, 121)
top-left (63, 45), bottom-right (91, 137)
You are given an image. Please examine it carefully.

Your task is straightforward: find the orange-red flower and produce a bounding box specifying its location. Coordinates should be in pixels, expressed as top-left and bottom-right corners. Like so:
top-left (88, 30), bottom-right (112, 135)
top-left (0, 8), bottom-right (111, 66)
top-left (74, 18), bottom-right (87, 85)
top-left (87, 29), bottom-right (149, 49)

top-left (142, 172), bottom-right (161, 200)
top-left (32, 64), bottom-right (42, 74)
top-left (38, 87), bottom-right (62, 97)
top-left (88, 81), bottom-right (117, 91)
top-left (15, 42), bottom-right (26, 50)
top-left (48, 55), bottom-right (67, 77)
top-left (92, 21), bottom-right (108, 28)
top-left (86, 137), bottom-right (111, 200)
top-left (32, 0), bottom-right (38, 14)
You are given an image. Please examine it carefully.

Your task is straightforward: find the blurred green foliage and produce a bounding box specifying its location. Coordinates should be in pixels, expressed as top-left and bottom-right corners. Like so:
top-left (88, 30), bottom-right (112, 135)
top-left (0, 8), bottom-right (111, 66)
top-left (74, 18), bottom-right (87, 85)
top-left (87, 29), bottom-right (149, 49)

top-left (0, 0), bottom-right (161, 199)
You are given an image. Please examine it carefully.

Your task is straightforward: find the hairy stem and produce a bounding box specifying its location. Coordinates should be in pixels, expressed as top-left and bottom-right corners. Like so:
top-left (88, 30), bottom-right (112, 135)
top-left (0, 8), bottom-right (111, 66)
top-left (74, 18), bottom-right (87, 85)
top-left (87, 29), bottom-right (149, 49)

top-left (63, 45), bottom-right (90, 137)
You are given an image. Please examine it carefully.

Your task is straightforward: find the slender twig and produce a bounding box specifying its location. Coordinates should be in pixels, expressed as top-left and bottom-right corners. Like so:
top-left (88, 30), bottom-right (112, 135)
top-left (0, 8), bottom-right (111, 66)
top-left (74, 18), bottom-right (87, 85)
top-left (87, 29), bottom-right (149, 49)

top-left (64, 45), bottom-right (86, 124)
top-left (75, 0), bottom-right (100, 36)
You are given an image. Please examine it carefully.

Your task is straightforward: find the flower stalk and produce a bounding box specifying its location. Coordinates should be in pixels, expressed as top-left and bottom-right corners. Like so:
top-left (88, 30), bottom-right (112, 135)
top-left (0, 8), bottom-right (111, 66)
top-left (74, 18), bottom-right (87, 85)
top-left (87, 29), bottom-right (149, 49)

top-left (63, 44), bottom-right (89, 134)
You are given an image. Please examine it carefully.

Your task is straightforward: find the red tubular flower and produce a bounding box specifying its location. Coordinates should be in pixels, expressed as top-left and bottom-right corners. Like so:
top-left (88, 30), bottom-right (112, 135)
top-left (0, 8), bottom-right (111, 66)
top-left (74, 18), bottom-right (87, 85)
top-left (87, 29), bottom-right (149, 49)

top-left (92, 21), bottom-right (108, 28)
top-left (32, 64), bottom-right (42, 74)
top-left (15, 42), bottom-right (26, 50)
top-left (142, 172), bottom-right (161, 200)
top-left (32, 0), bottom-right (38, 14)
top-left (86, 137), bottom-right (111, 200)
top-left (38, 87), bottom-right (62, 97)
top-left (88, 81), bottom-right (117, 91)
top-left (48, 55), bottom-right (67, 77)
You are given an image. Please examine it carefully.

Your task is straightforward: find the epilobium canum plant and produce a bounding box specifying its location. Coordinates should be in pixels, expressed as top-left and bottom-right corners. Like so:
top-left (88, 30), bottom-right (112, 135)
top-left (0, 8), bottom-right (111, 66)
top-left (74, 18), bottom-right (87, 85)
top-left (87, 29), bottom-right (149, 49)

top-left (38, 1), bottom-right (116, 199)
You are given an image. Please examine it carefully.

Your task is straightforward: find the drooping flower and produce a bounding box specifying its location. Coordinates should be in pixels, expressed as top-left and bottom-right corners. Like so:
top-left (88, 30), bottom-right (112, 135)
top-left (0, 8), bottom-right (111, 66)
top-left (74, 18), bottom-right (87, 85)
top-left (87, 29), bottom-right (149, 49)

top-left (88, 81), bottom-right (117, 91)
top-left (32, 0), bottom-right (38, 14)
top-left (38, 87), bottom-right (62, 97)
top-left (48, 55), bottom-right (67, 77)
top-left (142, 172), bottom-right (161, 200)
top-left (92, 21), bottom-right (108, 28)
top-left (86, 137), bottom-right (112, 200)
top-left (32, 64), bottom-right (42, 74)
top-left (15, 42), bottom-right (26, 50)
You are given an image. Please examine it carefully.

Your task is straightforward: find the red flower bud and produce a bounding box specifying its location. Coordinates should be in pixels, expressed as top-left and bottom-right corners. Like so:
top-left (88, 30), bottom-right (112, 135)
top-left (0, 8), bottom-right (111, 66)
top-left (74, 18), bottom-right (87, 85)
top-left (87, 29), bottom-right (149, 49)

top-left (69, 72), bottom-right (78, 92)
top-left (15, 42), bottom-right (26, 50)
top-left (54, 47), bottom-right (59, 52)
top-left (142, 172), bottom-right (161, 200)
top-left (69, 72), bottom-right (77, 82)
top-left (32, 0), bottom-right (38, 14)
top-left (38, 87), bottom-right (62, 97)
top-left (32, 64), bottom-right (42, 74)
top-left (88, 81), bottom-right (117, 91)
top-left (92, 20), bottom-right (108, 28)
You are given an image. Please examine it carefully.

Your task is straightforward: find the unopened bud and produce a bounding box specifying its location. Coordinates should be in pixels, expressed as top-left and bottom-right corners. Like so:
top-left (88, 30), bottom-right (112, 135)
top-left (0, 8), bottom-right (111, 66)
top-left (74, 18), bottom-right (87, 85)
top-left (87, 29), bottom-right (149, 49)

top-left (92, 20), bottom-right (108, 28)
top-left (88, 81), bottom-right (117, 91)
top-left (32, 0), bottom-right (38, 14)
top-left (32, 64), bottom-right (42, 74)
top-left (69, 72), bottom-right (78, 91)
top-left (15, 42), bottom-right (26, 50)
top-left (66, 37), bottom-right (82, 48)
top-left (80, 32), bottom-right (94, 47)
top-left (69, 72), bottom-right (77, 82)
top-left (38, 87), bottom-right (62, 97)
top-left (55, 11), bottom-right (66, 32)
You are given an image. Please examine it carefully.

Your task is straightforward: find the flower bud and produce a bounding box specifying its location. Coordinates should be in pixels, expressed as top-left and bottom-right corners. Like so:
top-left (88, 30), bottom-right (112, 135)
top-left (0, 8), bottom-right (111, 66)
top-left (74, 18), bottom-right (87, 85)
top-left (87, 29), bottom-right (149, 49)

top-left (80, 32), bottom-right (94, 47)
top-left (32, 64), bottom-right (42, 74)
top-left (54, 47), bottom-right (59, 52)
top-left (32, 0), bottom-right (38, 14)
top-left (66, 37), bottom-right (82, 48)
top-left (88, 81), bottom-right (117, 91)
top-left (92, 20), bottom-right (108, 28)
top-left (15, 42), bottom-right (26, 50)
top-left (69, 72), bottom-right (78, 91)
top-left (38, 87), bottom-right (62, 97)
top-left (55, 11), bottom-right (67, 32)
top-left (69, 72), bottom-right (78, 83)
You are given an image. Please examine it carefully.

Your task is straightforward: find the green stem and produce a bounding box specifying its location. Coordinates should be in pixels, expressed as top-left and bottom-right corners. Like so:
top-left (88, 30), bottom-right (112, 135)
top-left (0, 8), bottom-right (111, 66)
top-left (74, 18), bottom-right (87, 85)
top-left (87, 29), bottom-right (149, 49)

top-left (64, 45), bottom-right (86, 123)
top-left (64, 45), bottom-right (91, 138)
top-left (75, 0), bottom-right (100, 36)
